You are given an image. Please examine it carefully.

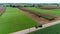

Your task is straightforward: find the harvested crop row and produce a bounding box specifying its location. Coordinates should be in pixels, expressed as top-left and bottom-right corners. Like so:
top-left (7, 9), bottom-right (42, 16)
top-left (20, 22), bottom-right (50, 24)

top-left (18, 8), bottom-right (51, 24)
top-left (18, 7), bottom-right (60, 25)
top-left (18, 7), bottom-right (59, 20)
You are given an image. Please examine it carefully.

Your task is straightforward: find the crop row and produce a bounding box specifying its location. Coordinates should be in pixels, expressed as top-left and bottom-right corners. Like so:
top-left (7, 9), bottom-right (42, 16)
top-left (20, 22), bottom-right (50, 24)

top-left (28, 11), bottom-right (54, 21)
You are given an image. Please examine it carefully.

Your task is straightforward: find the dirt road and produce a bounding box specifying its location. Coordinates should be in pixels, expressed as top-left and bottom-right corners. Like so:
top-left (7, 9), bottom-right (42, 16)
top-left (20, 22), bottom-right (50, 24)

top-left (0, 7), bottom-right (6, 16)
top-left (11, 20), bottom-right (60, 34)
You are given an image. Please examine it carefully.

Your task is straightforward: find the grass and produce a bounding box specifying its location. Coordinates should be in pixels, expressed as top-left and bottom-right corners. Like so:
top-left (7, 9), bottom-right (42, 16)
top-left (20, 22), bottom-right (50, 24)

top-left (24, 7), bottom-right (60, 34)
top-left (24, 7), bottom-right (60, 16)
top-left (0, 7), bottom-right (38, 34)
top-left (28, 23), bottom-right (60, 34)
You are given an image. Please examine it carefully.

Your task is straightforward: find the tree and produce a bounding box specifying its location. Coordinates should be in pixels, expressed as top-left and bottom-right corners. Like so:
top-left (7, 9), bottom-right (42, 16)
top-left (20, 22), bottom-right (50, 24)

top-left (53, 3), bottom-right (59, 7)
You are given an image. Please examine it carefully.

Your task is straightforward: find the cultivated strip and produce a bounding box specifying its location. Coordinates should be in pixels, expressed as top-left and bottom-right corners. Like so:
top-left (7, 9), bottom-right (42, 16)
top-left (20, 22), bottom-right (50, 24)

top-left (18, 8), bottom-right (60, 24)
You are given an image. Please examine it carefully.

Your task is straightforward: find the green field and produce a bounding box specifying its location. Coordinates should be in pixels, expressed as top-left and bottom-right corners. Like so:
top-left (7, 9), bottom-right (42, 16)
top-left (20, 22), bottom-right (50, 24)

top-left (24, 7), bottom-right (60, 34)
top-left (0, 7), bottom-right (60, 34)
top-left (0, 7), bottom-right (38, 34)
top-left (24, 7), bottom-right (60, 16)
top-left (29, 23), bottom-right (60, 34)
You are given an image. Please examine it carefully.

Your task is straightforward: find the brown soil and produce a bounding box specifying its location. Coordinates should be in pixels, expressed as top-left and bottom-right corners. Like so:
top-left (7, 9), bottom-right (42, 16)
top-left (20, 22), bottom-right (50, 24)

top-left (0, 7), bottom-right (6, 16)
top-left (17, 7), bottom-right (60, 25)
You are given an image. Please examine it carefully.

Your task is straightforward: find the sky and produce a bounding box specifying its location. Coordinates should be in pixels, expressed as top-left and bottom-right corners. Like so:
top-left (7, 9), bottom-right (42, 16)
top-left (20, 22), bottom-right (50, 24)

top-left (0, 0), bottom-right (60, 3)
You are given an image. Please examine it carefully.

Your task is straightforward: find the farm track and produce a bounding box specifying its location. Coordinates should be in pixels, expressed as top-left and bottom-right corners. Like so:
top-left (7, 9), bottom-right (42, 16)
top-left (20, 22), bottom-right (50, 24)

top-left (18, 7), bottom-right (60, 25)
top-left (0, 7), bottom-right (6, 16)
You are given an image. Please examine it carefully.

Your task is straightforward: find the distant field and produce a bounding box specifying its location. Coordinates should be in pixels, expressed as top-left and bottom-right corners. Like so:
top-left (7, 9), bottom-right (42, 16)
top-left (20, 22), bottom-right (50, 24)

top-left (28, 23), bottom-right (60, 34)
top-left (24, 7), bottom-right (60, 16)
top-left (0, 7), bottom-right (38, 34)
top-left (42, 5), bottom-right (57, 7)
